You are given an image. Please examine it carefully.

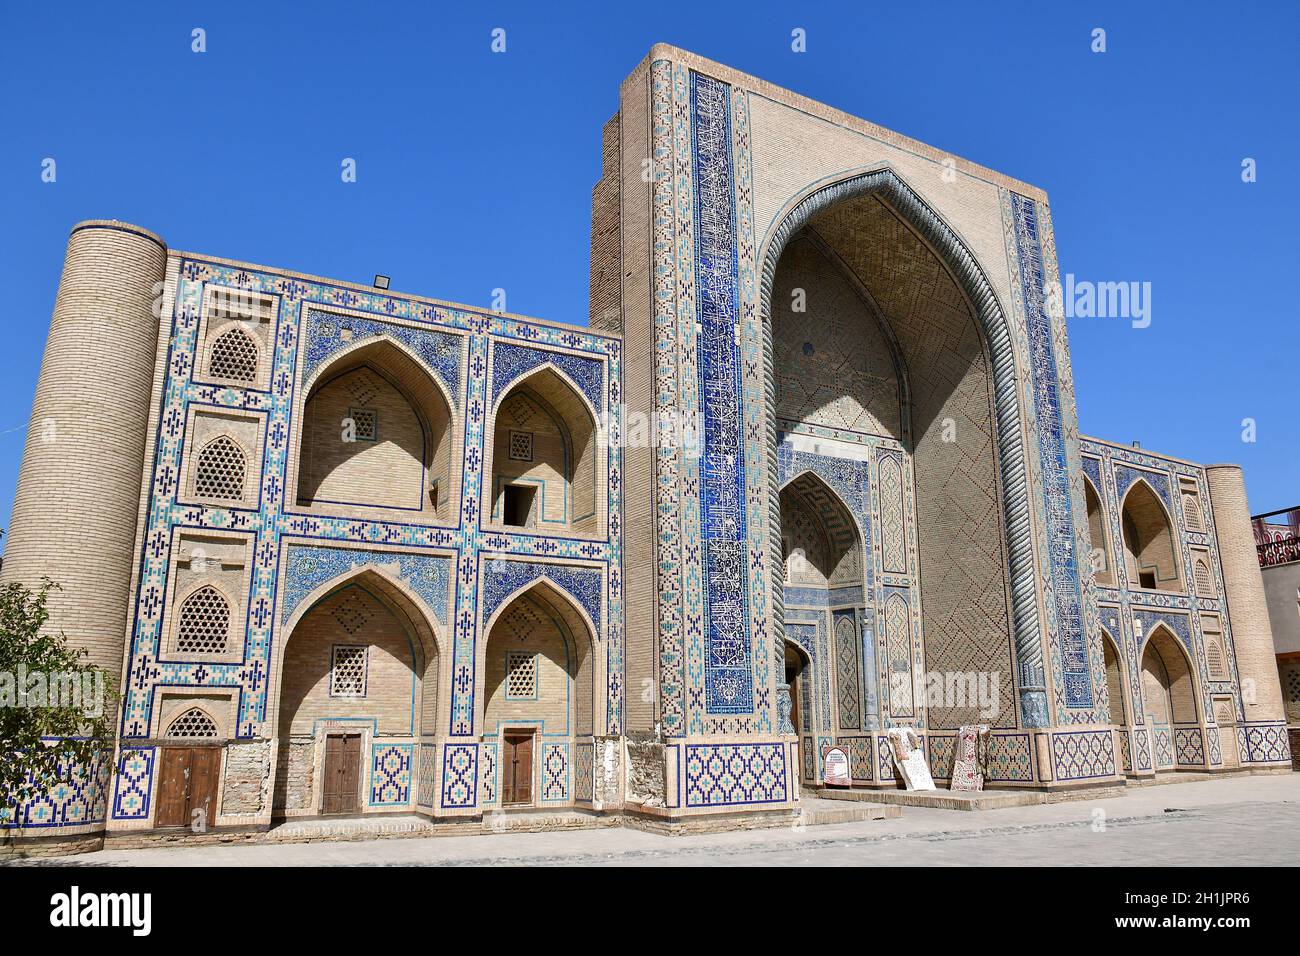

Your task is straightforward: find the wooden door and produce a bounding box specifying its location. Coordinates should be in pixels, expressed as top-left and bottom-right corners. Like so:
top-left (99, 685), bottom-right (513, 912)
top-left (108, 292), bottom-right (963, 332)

top-left (156, 747), bottom-right (221, 828)
top-left (156, 747), bottom-right (192, 827)
top-left (323, 734), bottom-right (361, 814)
top-left (188, 748), bottom-right (219, 828)
top-left (503, 732), bottom-right (534, 806)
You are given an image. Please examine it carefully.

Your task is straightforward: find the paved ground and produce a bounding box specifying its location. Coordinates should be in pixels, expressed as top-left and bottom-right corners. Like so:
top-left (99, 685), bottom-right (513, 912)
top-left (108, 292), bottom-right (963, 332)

top-left (15, 773), bottom-right (1300, 866)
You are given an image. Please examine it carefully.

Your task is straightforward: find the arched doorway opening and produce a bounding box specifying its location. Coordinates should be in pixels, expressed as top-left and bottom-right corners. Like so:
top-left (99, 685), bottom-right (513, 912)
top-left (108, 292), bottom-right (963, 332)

top-left (271, 569), bottom-right (440, 817)
top-left (779, 470), bottom-right (868, 783)
top-left (1140, 625), bottom-right (1198, 771)
top-left (1121, 481), bottom-right (1182, 592)
top-left (487, 366), bottom-right (599, 535)
top-left (780, 639), bottom-right (815, 784)
top-left (295, 338), bottom-right (456, 519)
top-left (481, 580), bottom-right (595, 807)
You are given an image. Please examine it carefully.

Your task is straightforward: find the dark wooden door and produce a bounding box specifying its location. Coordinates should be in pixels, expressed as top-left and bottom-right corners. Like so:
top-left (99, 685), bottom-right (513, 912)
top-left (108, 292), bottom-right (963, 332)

top-left (156, 747), bottom-right (191, 827)
top-left (156, 747), bottom-right (221, 828)
top-left (502, 732), bottom-right (534, 805)
top-left (323, 734), bottom-right (361, 814)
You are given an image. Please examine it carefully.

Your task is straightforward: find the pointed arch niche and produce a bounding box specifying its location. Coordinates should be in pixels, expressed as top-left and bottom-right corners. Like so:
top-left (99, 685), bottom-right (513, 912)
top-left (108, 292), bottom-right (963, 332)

top-left (486, 365), bottom-right (601, 535)
top-left (293, 337), bottom-right (458, 520)
top-left (270, 566), bottom-right (443, 817)
top-left (1121, 481), bottom-right (1182, 592)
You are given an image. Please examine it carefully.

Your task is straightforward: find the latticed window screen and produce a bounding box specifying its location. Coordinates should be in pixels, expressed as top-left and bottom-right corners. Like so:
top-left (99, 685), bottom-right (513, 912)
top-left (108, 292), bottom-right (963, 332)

top-left (194, 436), bottom-right (246, 500)
top-left (505, 651), bottom-right (537, 699)
top-left (330, 644), bottom-right (368, 698)
top-left (1183, 493), bottom-right (1204, 532)
top-left (208, 328), bottom-right (258, 383)
top-left (349, 407), bottom-right (378, 442)
top-left (1284, 665), bottom-right (1300, 703)
top-left (509, 430), bottom-right (534, 462)
top-left (1205, 635), bottom-right (1227, 680)
top-left (176, 586), bottom-right (230, 654)
top-left (1194, 559), bottom-right (1214, 596)
top-left (166, 707), bottom-right (219, 738)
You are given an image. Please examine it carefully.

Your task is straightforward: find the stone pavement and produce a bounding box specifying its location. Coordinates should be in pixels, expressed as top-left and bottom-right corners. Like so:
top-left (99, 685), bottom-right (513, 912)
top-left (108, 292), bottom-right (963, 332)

top-left (14, 773), bottom-right (1300, 867)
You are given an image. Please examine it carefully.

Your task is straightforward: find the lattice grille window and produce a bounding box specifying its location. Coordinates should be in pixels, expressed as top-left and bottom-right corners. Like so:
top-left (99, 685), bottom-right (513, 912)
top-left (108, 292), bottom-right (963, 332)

top-left (176, 586), bottom-right (230, 654)
top-left (1284, 665), bottom-right (1300, 703)
top-left (1183, 493), bottom-right (1204, 532)
top-left (349, 407), bottom-right (378, 442)
top-left (208, 328), bottom-right (258, 383)
top-left (1194, 558), bottom-right (1214, 596)
top-left (509, 430), bottom-right (533, 462)
top-left (330, 644), bottom-right (368, 698)
top-left (505, 651), bottom-right (537, 699)
top-left (166, 707), bottom-right (219, 738)
top-left (1205, 636), bottom-right (1228, 680)
top-left (194, 436), bottom-right (246, 500)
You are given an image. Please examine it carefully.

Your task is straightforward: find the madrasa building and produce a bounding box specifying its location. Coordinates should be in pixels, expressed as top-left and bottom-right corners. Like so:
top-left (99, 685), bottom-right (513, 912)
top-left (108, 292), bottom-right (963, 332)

top-left (1, 45), bottom-right (1289, 854)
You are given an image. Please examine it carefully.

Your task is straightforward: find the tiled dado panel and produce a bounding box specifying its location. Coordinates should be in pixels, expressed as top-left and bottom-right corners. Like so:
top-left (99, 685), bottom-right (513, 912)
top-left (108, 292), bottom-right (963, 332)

top-left (114, 257), bottom-right (623, 820)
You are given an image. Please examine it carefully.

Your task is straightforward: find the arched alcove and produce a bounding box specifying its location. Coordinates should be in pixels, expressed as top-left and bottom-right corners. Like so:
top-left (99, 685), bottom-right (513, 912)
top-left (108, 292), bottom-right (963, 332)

top-left (763, 170), bottom-right (1026, 729)
top-left (270, 567), bottom-right (441, 816)
top-left (488, 366), bottom-right (598, 535)
top-left (1122, 482), bottom-right (1182, 592)
top-left (295, 338), bottom-right (455, 519)
top-left (1085, 477), bottom-right (1115, 587)
top-left (480, 580), bottom-right (596, 807)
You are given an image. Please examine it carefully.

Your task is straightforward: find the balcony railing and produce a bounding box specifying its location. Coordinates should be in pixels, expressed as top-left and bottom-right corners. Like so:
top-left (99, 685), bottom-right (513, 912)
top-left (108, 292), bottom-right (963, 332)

top-left (1253, 506), bottom-right (1300, 568)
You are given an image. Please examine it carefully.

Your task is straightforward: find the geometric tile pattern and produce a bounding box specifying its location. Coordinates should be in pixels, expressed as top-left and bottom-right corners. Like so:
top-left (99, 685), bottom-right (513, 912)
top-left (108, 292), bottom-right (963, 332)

top-left (541, 742), bottom-right (568, 803)
top-left (1051, 729), bottom-right (1116, 781)
top-left (2, 745), bottom-right (111, 829)
top-left (440, 744), bottom-right (477, 808)
top-left (369, 743), bottom-right (412, 805)
top-left (110, 748), bottom-right (155, 820)
top-left (683, 743), bottom-right (788, 807)
top-left (574, 741), bottom-right (595, 802)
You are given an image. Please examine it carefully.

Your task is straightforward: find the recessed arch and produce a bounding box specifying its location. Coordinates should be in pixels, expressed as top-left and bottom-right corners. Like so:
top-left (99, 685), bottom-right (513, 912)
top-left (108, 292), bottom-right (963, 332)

top-left (1084, 476), bottom-right (1115, 588)
top-left (1100, 628), bottom-right (1127, 726)
top-left (479, 578), bottom-right (598, 804)
top-left (761, 165), bottom-right (1037, 727)
top-left (293, 335), bottom-right (458, 520)
top-left (1140, 623), bottom-right (1199, 729)
top-left (779, 470), bottom-right (865, 591)
top-left (269, 562), bottom-right (445, 817)
top-left (487, 363), bottom-right (600, 535)
top-left (1121, 479), bottom-right (1182, 592)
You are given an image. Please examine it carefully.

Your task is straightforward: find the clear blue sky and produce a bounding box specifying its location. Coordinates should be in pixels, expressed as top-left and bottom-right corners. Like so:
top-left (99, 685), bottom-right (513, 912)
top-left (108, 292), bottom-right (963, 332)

top-left (1, 0), bottom-right (1296, 541)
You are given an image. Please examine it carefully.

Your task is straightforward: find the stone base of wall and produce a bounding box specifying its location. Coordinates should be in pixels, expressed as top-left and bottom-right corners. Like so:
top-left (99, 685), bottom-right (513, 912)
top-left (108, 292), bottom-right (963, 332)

top-left (0, 833), bottom-right (105, 860)
top-left (621, 807), bottom-right (797, 836)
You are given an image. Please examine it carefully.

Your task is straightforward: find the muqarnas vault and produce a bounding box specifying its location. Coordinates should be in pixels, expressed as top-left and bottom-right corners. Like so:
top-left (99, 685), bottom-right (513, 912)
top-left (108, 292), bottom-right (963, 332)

top-left (1, 45), bottom-right (1289, 854)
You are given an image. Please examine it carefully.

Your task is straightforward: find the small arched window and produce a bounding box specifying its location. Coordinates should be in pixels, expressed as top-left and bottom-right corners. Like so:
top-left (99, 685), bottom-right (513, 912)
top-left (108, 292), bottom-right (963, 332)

top-left (208, 327), bottom-right (259, 383)
top-left (177, 585), bottom-right (231, 654)
top-left (1182, 493), bottom-right (1204, 532)
top-left (1205, 637), bottom-right (1228, 681)
top-left (194, 436), bottom-right (247, 500)
top-left (166, 707), bottom-right (219, 738)
top-left (1193, 557), bottom-right (1214, 596)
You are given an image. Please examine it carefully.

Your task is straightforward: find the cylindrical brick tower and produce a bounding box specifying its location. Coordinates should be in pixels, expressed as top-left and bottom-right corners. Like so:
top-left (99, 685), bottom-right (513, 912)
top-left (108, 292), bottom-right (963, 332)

top-left (1204, 464), bottom-right (1288, 753)
top-left (2, 220), bottom-right (166, 717)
